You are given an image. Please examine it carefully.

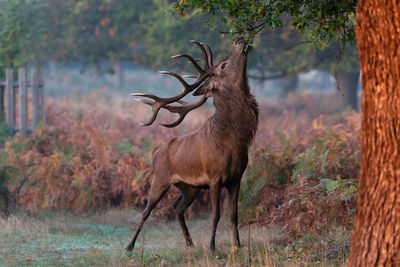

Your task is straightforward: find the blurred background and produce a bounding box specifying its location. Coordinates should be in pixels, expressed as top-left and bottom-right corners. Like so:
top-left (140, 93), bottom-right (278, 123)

top-left (0, 0), bottom-right (360, 104)
top-left (0, 0), bottom-right (360, 264)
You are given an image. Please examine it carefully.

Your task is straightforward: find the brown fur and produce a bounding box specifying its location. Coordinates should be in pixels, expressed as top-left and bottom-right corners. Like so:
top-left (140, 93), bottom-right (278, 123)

top-left (126, 38), bottom-right (258, 251)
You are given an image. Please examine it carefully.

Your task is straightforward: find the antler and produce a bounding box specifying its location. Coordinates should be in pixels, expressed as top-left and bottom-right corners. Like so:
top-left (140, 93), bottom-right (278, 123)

top-left (131, 41), bottom-right (214, 127)
top-left (161, 95), bottom-right (208, 128)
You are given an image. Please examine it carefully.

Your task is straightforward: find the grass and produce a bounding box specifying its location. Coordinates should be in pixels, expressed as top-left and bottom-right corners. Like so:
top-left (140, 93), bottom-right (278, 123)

top-left (0, 209), bottom-right (348, 266)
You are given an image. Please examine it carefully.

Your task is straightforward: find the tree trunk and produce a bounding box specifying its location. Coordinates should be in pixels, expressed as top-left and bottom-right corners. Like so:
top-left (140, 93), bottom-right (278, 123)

top-left (336, 71), bottom-right (360, 111)
top-left (113, 62), bottom-right (125, 89)
top-left (0, 85), bottom-right (4, 120)
top-left (347, 1), bottom-right (400, 266)
top-left (277, 74), bottom-right (298, 96)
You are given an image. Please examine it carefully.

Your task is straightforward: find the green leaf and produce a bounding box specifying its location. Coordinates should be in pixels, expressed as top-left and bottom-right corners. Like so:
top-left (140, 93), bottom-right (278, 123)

top-left (320, 149), bottom-right (330, 174)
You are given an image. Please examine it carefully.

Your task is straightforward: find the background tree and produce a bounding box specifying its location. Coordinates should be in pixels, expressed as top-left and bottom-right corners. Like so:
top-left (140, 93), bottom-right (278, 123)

top-left (5, 0), bottom-right (356, 103)
top-left (315, 41), bottom-right (360, 110)
top-left (45, 0), bottom-right (226, 88)
top-left (249, 24), bottom-right (360, 105)
top-left (248, 23), bottom-right (314, 96)
top-left (135, 0), bottom-right (226, 71)
top-left (0, 0), bottom-right (359, 103)
top-left (0, 0), bottom-right (49, 69)
top-left (62, 0), bottom-right (146, 71)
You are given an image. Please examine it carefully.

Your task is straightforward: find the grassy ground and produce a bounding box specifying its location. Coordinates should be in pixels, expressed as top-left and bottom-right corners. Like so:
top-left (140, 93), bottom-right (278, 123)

top-left (0, 209), bottom-right (349, 266)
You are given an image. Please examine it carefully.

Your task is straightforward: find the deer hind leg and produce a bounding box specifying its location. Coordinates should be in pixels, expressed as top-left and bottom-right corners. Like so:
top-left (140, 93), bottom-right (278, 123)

top-left (228, 182), bottom-right (241, 248)
top-left (173, 185), bottom-right (200, 247)
top-left (126, 178), bottom-right (170, 252)
top-left (209, 182), bottom-right (221, 251)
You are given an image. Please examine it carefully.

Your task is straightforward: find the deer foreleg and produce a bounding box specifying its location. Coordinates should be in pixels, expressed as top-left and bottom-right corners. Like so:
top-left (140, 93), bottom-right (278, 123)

top-left (209, 182), bottom-right (221, 251)
top-left (228, 182), bottom-right (241, 248)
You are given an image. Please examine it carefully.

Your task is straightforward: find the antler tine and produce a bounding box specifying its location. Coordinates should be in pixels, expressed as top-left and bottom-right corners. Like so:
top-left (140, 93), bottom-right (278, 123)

top-left (182, 75), bottom-right (198, 78)
top-left (160, 95), bottom-right (208, 128)
top-left (190, 41), bottom-right (210, 70)
top-left (159, 71), bottom-right (209, 94)
top-left (161, 70), bottom-right (212, 92)
top-left (171, 54), bottom-right (204, 74)
top-left (132, 70), bottom-right (209, 126)
top-left (159, 71), bottom-right (190, 89)
top-left (130, 93), bottom-right (162, 101)
top-left (172, 41), bottom-right (214, 74)
top-left (131, 92), bottom-right (189, 126)
top-left (132, 40), bottom-right (213, 127)
top-left (131, 93), bottom-right (162, 126)
top-left (201, 43), bottom-right (213, 67)
top-left (132, 98), bottom-right (154, 105)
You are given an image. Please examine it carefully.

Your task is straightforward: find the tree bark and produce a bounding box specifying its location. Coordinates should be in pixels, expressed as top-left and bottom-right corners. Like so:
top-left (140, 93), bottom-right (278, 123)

top-left (347, 0), bottom-right (400, 266)
top-left (337, 71), bottom-right (360, 111)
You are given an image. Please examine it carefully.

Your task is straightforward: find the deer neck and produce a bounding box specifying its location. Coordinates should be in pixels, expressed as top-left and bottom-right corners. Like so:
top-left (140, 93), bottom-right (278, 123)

top-left (210, 85), bottom-right (258, 149)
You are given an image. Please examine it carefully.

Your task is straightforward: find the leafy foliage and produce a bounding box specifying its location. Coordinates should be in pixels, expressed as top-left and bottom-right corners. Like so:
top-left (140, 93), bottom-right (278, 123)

top-left (171, 0), bottom-right (360, 93)
top-left (137, 0), bottom-right (227, 70)
top-left (62, 0), bottom-right (148, 69)
top-left (0, 0), bottom-right (49, 67)
top-left (248, 23), bottom-right (314, 80)
top-left (172, 0), bottom-right (357, 48)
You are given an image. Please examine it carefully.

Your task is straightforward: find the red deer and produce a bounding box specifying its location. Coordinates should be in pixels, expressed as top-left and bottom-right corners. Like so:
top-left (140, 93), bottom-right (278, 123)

top-left (126, 38), bottom-right (258, 251)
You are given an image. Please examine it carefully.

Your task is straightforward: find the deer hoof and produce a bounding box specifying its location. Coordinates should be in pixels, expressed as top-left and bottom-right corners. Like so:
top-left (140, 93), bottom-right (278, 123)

top-left (125, 243), bottom-right (134, 252)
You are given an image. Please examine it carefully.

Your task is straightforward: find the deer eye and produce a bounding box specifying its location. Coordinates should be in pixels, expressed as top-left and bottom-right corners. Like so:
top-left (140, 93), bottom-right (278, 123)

top-left (220, 63), bottom-right (227, 70)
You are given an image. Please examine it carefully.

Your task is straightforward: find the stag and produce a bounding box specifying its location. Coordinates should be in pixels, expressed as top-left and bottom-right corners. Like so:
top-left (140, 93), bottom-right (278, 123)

top-left (126, 38), bottom-right (258, 251)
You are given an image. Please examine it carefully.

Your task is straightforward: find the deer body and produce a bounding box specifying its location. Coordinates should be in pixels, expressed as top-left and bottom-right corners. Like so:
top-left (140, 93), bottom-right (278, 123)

top-left (160, 90), bottom-right (257, 187)
top-left (126, 38), bottom-right (258, 251)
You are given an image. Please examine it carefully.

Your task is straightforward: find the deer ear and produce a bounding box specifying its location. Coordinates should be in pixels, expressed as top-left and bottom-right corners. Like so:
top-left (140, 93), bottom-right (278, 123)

top-left (193, 81), bottom-right (213, 96)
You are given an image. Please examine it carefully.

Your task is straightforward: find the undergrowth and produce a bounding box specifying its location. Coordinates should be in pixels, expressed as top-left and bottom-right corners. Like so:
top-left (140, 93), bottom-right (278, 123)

top-left (240, 111), bottom-right (359, 238)
top-left (1, 91), bottom-right (360, 239)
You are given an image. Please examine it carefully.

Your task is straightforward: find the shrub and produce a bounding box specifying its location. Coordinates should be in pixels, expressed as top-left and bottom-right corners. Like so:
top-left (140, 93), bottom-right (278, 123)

top-left (3, 92), bottom-right (360, 234)
top-left (0, 151), bottom-right (16, 217)
top-left (239, 111), bottom-right (360, 237)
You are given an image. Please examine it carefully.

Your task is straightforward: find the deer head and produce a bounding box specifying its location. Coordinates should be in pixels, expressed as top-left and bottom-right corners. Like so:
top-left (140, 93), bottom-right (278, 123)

top-left (131, 38), bottom-right (249, 127)
top-left (193, 38), bottom-right (249, 98)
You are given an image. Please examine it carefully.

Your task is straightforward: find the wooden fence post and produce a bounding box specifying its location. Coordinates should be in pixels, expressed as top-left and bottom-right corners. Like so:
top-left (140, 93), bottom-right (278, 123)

top-left (5, 68), bottom-right (14, 134)
top-left (19, 68), bottom-right (27, 135)
top-left (2, 66), bottom-right (45, 135)
top-left (31, 67), bottom-right (40, 126)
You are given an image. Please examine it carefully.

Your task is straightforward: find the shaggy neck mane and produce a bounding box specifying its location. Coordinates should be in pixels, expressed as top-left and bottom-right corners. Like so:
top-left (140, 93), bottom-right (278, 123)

top-left (208, 84), bottom-right (259, 149)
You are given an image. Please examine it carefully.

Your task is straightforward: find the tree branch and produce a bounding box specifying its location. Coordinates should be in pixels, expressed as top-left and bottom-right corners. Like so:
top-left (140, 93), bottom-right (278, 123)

top-left (248, 73), bottom-right (287, 81)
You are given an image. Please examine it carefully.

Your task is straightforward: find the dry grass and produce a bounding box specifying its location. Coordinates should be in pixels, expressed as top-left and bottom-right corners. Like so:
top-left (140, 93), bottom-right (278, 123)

top-left (0, 209), bottom-right (348, 266)
top-left (0, 91), bottom-right (357, 266)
